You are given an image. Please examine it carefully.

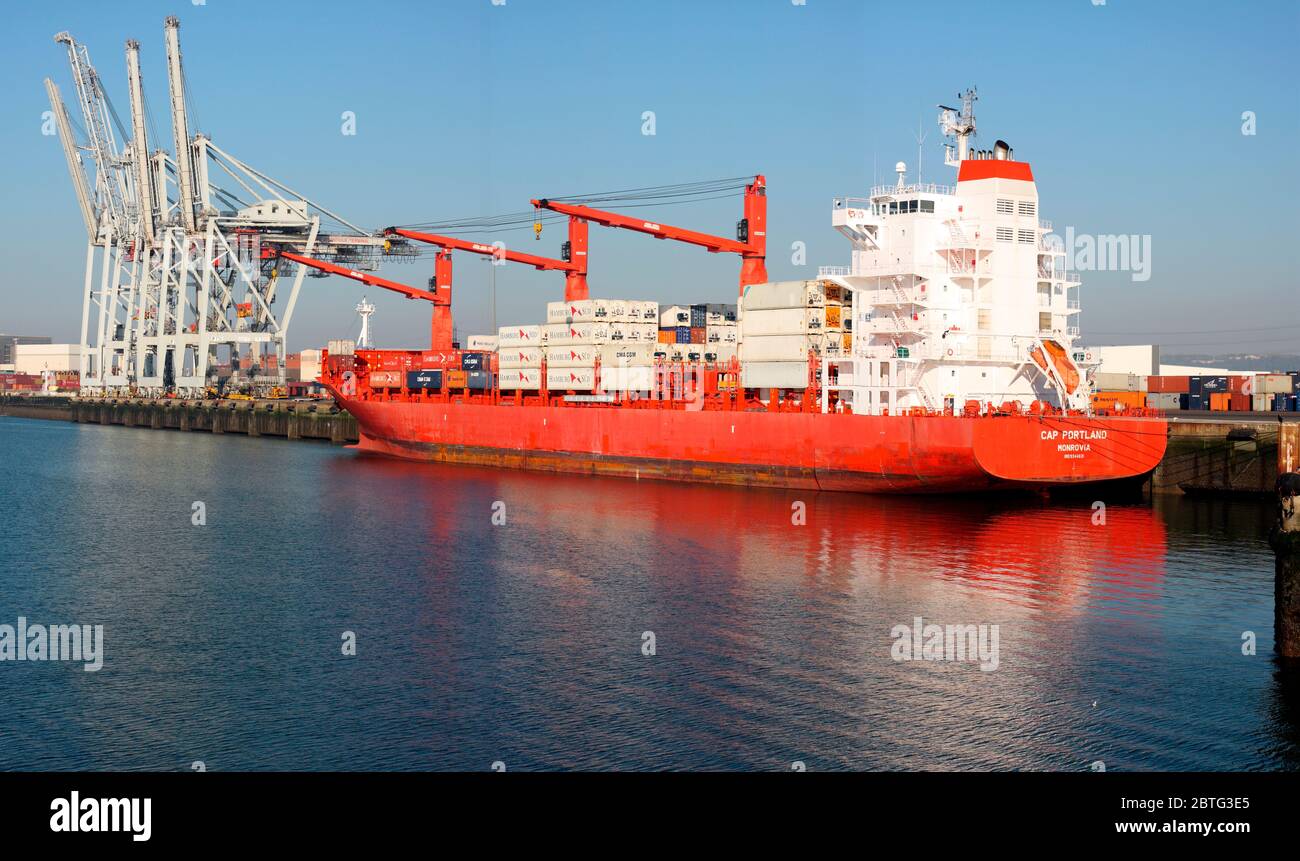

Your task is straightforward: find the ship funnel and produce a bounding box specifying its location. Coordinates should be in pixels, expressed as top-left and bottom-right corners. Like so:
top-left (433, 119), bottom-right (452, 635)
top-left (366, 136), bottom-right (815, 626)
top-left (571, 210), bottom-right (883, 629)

top-left (994, 140), bottom-right (1010, 160)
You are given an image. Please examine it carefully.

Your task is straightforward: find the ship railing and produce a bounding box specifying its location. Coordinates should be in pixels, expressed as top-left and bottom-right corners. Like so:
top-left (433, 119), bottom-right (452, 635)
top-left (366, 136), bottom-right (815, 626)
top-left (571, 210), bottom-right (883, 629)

top-left (832, 197), bottom-right (875, 209)
top-left (1039, 219), bottom-right (1053, 231)
top-left (868, 183), bottom-right (955, 198)
top-left (818, 265), bottom-right (851, 278)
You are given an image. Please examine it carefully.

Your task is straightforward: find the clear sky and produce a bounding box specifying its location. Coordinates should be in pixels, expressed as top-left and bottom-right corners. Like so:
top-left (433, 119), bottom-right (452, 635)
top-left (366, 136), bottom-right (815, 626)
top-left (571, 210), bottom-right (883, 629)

top-left (2, 0), bottom-right (1296, 354)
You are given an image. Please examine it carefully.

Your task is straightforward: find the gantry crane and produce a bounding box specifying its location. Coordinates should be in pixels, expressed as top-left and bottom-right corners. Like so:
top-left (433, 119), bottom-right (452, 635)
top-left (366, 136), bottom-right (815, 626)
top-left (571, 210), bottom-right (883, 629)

top-left (530, 175), bottom-right (767, 296)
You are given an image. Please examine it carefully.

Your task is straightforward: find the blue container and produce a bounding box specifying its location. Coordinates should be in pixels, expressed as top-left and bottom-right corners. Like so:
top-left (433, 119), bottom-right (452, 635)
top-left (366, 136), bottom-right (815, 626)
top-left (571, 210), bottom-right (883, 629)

top-left (466, 371), bottom-right (491, 390)
top-left (461, 352), bottom-right (488, 372)
top-left (1292, 374), bottom-right (1300, 394)
top-left (689, 304), bottom-right (707, 328)
top-left (1201, 376), bottom-right (1228, 394)
top-left (1188, 376), bottom-right (1203, 396)
top-left (407, 369), bottom-right (442, 390)
top-left (1187, 393), bottom-right (1204, 411)
top-left (675, 326), bottom-right (692, 344)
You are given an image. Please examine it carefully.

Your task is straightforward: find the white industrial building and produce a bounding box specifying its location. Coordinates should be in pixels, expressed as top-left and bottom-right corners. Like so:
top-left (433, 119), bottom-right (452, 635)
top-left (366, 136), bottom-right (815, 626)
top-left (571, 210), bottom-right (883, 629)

top-left (1095, 344), bottom-right (1229, 377)
top-left (14, 343), bottom-right (81, 374)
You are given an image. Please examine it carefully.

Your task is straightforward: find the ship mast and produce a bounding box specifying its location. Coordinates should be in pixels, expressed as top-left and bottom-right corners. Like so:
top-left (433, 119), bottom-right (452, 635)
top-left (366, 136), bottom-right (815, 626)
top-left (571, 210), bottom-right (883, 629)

top-left (938, 87), bottom-right (978, 167)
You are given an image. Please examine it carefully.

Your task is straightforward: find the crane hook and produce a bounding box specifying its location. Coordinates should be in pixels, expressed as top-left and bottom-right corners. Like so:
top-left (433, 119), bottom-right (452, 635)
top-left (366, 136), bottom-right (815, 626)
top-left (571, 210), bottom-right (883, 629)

top-left (533, 207), bottom-right (543, 241)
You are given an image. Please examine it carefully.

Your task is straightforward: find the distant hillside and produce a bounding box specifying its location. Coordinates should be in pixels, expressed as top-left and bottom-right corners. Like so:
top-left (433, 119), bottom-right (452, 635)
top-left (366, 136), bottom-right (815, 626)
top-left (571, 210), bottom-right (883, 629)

top-left (1163, 354), bottom-right (1300, 373)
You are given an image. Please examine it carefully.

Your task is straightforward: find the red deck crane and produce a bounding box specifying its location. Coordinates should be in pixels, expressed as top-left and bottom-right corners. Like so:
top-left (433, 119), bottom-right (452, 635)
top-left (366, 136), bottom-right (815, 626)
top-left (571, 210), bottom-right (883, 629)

top-left (267, 248), bottom-right (451, 349)
top-left (530, 175), bottom-right (767, 297)
top-left (384, 217), bottom-right (589, 304)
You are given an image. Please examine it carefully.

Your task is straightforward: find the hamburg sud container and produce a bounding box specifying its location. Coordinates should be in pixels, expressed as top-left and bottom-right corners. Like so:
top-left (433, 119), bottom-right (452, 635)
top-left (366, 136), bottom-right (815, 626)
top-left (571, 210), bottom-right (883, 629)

top-left (547, 367), bottom-right (596, 390)
top-left (544, 322), bottom-right (608, 346)
top-left (499, 369), bottom-right (540, 390)
top-left (498, 325), bottom-right (542, 347)
top-left (369, 370), bottom-right (403, 388)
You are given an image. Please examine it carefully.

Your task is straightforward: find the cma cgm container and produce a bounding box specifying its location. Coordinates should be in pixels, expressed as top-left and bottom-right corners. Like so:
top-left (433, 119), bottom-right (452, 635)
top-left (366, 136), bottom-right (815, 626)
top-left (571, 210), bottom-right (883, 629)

top-left (461, 352), bottom-right (489, 372)
top-left (407, 370), bottom-right (442, 390)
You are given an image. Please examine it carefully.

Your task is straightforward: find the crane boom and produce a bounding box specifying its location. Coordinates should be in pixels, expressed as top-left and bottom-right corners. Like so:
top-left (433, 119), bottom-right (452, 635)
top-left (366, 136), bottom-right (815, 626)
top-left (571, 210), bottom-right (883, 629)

top-left (272, 250), bottom-right (436, 302)
top-left (44, 78), bottom-right (97, 240)
top-left (386, 217), bottom-right (590, 302)
top-left (532, 175), bottom-right (767, 296)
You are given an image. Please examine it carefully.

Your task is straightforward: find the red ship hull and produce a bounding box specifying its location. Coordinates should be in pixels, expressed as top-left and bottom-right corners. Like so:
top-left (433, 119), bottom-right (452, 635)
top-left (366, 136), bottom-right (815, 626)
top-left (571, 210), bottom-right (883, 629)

top-left (334, 394), bottom-right (1167, 494)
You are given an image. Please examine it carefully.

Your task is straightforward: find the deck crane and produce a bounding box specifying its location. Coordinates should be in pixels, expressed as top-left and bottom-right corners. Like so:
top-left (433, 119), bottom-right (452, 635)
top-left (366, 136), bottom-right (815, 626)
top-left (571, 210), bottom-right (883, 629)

top-left (531, 175), bottom-right (767, 297)
top-left (266, 248), bottom-right (447, 349)
top-left (379, 222), bottom-right (589, 349)
top-left (384, 219), bottom-right (589, 303)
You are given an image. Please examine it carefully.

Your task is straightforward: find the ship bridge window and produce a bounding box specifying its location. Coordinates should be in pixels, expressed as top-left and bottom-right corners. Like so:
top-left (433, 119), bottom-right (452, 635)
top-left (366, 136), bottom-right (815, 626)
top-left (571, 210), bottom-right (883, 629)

top-left (920, 200), bottom-right (934, 213)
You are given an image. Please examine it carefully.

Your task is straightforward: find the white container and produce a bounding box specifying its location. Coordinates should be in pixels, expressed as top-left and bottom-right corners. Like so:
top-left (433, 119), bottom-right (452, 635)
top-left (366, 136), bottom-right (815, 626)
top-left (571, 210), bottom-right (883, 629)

top-left (547, 367), bottom-right (596, 391)
top-left (632, 301), bottom-right (660, 322)
top-left (740, 308), bottom-right (826, 337)
top-left (740, 335), bottom-right (813, 363)
top-left (660, 305), bottom-right (691, 327)
top-left (465, 335), bottom-right (498, 351)
top-left (706, 323), bottom-right (739, 344)
top-left (600, 343), bottom-right (656, 367)
top-left (1258, 374), bottom-right (1293, 395)
top-left (498, 368), bottom-right (540, 390)
top-left (545, 344), bottom-right (598, 368)
top-left (1094, 372), bottom-right (1142, 392)
top-left (601, 366), bottom-right (655, 392)
top-left (327, 339), bottom-right (356, 356)
top-left (1253, 393), bottom-right (1272, 411)
top-left (606, 299), bottom-right (630, 322)
top-left (498, 325), bottom-right (542, 347)
top-left (741, 281), bottom-right (808, 312)
top-left (546, 299), bottom-right (614, 324)
top-left (667, 344), bottom-right (686, 362)
top-left (498, 347), bottom-right (542, 369)
top-left (742, 361), bottom-right (809, 389)
top-left (544, 322), bottom-right (609, 346)
top-left (705, 342), bottom-right (738, 364)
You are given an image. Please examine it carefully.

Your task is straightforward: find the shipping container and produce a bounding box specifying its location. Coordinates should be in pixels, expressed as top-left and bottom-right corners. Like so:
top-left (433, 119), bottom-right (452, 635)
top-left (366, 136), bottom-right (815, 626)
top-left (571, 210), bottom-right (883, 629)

top-left (546, 344), bottom-right (598, 368)
top-left (1146, 392), bottom-right (1180, 410)
top-left (1199, 376), bottom-right (1229, 394)
top-left (742, 361), bottom-right (809, 389)
top-left (546, 367), bottom-right (596, 391)
top-left (544, 322), bottom-right (609, 346)
top-left (689, 326), bottom-right (706, 344)
top-left (599, 343), bottom-right (656, 367)
top-left (1093, 372), bottom-right (1143, 393)
top-left (498, 347), bottom-right (542, 369)
top-left (445, 369), bottom-right (468, 389)
top-left (689, 304), bottom-right (707, 328)
top-left (466, 371), bottom-right (492, 391)
top-left (327, 339), bottom-right (356, 357)
top-left (461, 352), bottom-right (489, 372)
top-left (1209, 392), bottom-right (1230, 412)
top-left (1147, 375), bottom-right (1190, 394)
top-left (368, 370), bottom-right (403, 388)
top-left (657, 328), bottom-right (676, 344)
top-left (1091, 390), bottom-right (1145, 410)
top-left (1230, 393), bottom-right (1251, 411)
top-left (740, 308), bottom-right (826, 336)
top-left (659, 305), bottom-right (690, 327)
top-left (465, 335), bottom-right (498, 351)
top-left (675, 326), bottom-right (692, 344)
top-left (741, 335), bottom-right (814, 363)
top-left (1228, 375), bottom-right (1252, 395)
top-left (1179, 393), bottom-right (1205, 411)
top-left (1258, 374), bottom-right (1293, 395)
top-left (741, 280), bottom-right (814, 312)
top-left (1253, 393), bottom-right (1272, 411)
top-left (601, 366), bottom-right (655, 392)
top-left (498, 325), bottom-right (542, 347)
top-left (824, 304), bottom-right (843, 329)
top-left (498, 368), bottom-right (540, 390)
top-left (407, 370), bottom-right (442, 390)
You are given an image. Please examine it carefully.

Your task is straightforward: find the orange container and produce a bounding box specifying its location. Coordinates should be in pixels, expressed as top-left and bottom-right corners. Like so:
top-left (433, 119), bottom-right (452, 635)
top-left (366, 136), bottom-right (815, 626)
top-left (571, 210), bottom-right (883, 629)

top-left (1209, 392), bottom-right (1230, 411)
top-left (445, 369), bottom-right (468, 389)
top-left (1092, 390), bottom-right (1146, 410)
top-left (657, 329), bottom-right (675, 344)
top-left (825, 305), bottom-right (842, 327)
top-left (842, 333), bottom-right (852, 350)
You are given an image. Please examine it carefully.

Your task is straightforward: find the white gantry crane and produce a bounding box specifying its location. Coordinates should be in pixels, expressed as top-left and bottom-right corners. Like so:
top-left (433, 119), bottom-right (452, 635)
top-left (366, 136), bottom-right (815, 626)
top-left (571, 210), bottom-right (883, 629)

top-left (44, 16), bottom-right (414, 396)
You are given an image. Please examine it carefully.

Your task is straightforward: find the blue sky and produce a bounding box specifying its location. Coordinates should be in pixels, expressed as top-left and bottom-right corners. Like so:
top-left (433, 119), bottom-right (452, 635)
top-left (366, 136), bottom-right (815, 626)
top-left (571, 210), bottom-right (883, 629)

top-left (2, 0), bottom-right (1296, 354)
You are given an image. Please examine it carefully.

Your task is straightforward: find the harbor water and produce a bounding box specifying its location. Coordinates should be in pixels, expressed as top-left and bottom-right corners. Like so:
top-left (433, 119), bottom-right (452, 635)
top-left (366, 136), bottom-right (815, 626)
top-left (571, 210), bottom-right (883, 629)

top-left (1, 415), bottom-right (1295, 771)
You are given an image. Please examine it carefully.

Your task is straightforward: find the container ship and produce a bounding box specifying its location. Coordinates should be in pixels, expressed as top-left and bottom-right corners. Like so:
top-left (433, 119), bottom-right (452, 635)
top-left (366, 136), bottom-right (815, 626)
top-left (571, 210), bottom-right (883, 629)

top-left (304, 91), bottom-right (1166, 494)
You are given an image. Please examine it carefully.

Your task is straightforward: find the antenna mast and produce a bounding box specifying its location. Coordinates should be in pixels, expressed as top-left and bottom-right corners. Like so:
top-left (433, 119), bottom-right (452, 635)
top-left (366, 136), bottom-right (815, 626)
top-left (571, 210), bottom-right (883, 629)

top-left (938, 87), bottom-right (978, 167)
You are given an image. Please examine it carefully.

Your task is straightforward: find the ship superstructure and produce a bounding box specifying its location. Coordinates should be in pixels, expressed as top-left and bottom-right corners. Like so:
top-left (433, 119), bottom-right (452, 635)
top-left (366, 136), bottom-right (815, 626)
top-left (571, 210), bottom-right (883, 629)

top-left (822, 89), bottom-right (1087, 416)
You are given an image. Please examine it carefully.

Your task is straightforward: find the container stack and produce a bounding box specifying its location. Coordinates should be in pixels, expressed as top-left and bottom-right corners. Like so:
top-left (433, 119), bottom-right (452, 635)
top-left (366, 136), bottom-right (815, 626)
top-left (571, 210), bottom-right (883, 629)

top-left (704, 303), bottom-right (739, 364)
top-left (600, 343), bottom-right (656, 392)
top-left (1133, 372), bottom-right (1300, 412)
top-left (738, 280), bottom-right (828, 389)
